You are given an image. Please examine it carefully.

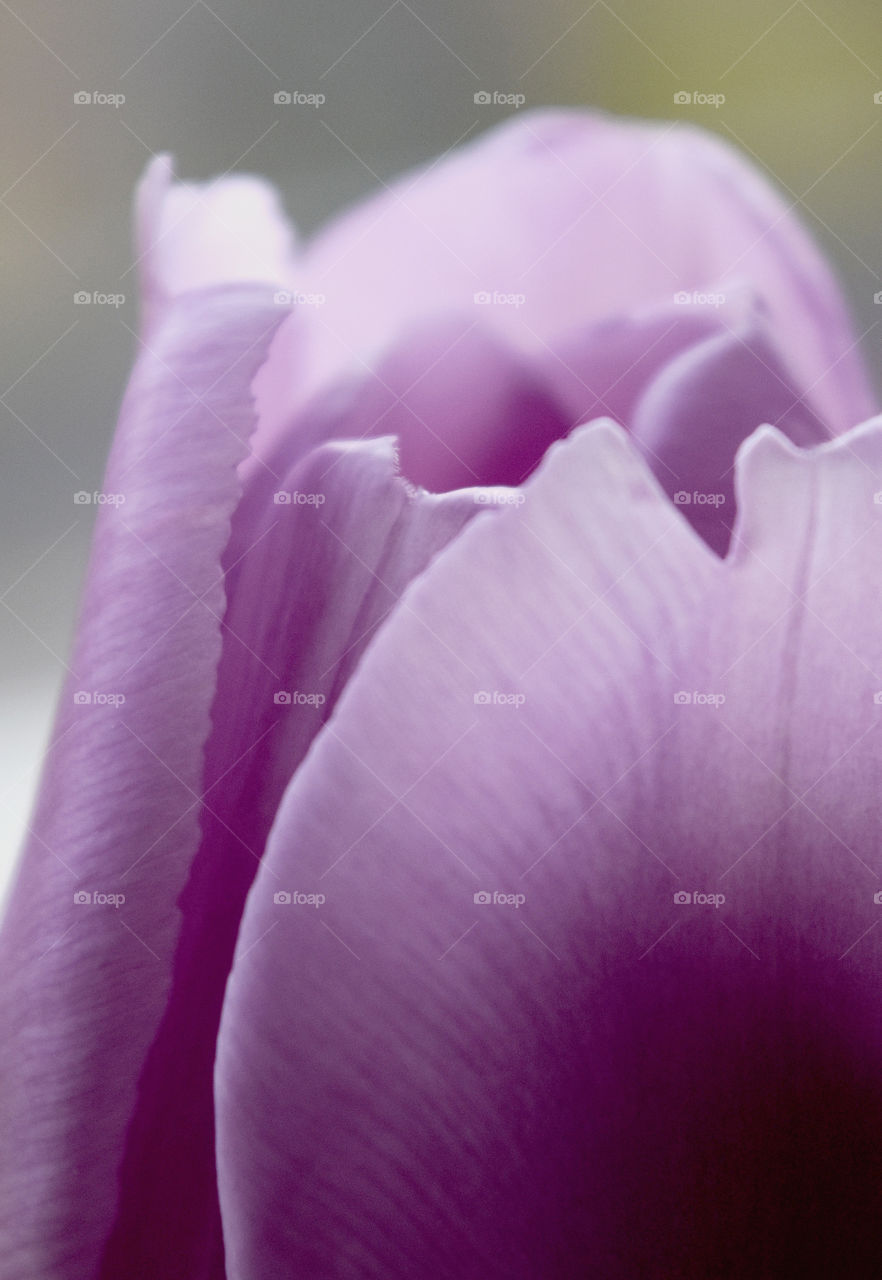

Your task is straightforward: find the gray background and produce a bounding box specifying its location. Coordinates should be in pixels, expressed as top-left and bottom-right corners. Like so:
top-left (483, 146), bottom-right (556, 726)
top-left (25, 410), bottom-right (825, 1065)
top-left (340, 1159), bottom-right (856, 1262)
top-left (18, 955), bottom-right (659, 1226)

top-left (3, 0), bottom-right (882, 887)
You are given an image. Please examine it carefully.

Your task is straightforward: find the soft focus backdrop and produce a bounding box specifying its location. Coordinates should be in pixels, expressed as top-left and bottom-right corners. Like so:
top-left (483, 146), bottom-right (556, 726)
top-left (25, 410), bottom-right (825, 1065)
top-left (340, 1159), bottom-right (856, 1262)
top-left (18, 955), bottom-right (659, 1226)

top-left (3, 0), bottom-right (882, 889)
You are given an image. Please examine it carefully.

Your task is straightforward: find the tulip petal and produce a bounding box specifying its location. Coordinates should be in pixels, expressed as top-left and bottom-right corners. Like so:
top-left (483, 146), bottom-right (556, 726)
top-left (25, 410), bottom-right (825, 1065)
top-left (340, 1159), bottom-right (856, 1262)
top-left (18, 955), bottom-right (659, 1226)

top-left (255, 317), bottom-right (571, 493)
top-left (216, 417), bottom-right (882, 1277)
top-left (530, 295), bottom-right (723, 430)
top-left (136, 155), bottom-right (298, 330)
top-left (290, 110), bottom-right (873, 439)
top-left (631, 304), bottom-right (828, 553)
top-left (0, 286), bottom-right (285, 1280)
top-left (95, 437), bottom-right (499, 1278)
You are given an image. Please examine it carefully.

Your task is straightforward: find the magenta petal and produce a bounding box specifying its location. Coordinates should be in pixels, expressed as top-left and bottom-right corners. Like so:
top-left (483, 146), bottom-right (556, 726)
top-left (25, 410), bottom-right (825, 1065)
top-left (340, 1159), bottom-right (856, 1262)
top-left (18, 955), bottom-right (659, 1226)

top-left (0, 287), bottom-right (284, 1280)
top-left (294, 110), bottom-right (874, 436)
top-left (216, 419), bottom-right (882, 1276)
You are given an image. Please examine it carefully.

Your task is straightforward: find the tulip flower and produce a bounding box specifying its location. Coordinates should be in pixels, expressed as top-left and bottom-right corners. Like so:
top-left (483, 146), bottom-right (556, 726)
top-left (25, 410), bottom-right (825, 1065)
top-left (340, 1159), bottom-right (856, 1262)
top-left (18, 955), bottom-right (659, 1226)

top-left (2, 109), bottom-right (880, 1278)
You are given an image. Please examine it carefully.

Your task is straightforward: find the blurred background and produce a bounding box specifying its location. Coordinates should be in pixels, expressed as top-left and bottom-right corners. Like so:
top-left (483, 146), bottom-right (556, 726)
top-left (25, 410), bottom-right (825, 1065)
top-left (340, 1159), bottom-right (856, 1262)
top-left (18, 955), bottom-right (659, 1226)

top-left (2, 0), bottom-right (882, 889)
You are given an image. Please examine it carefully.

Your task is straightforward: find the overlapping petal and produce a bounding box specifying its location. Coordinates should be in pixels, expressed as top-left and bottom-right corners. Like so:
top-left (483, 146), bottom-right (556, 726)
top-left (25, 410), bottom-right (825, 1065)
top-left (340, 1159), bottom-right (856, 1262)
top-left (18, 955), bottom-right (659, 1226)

top-left (0, 286), bottom-right (285, 1280)
top-left (95, 439), bottom-right (506, 1278)
top-left (631, 302), bottom-right (829, 552)
top-left (216, 418), bottom-right (882, 1277)
top-left (253, 317), bottom-right (571, 493)
top-left (281, 110), bottom-right (874, 445)
top-left (4, 107), bottom-right (881, 1280)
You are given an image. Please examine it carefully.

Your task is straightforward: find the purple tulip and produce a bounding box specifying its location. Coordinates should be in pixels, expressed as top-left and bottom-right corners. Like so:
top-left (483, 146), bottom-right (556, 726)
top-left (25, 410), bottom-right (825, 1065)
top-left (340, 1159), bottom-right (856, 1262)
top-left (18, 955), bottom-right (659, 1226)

top-left (2, 109), bottom-right (881, 1277)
